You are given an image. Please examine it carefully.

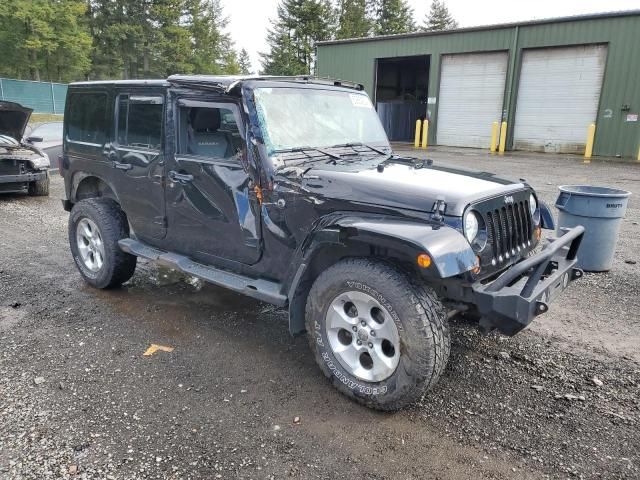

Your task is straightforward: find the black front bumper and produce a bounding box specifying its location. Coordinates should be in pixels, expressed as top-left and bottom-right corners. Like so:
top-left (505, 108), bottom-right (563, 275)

top-left (473, 226), bottom-right (585, 336)
top-left (0, 171), bottom-right (47, 184)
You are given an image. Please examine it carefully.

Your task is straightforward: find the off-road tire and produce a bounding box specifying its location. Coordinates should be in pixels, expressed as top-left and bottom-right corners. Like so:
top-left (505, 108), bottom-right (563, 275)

top-left (28, 172), bottom-right (50, 196)
top-left (69, 198), bottom-right (136, 289)
top-left (305, 258), bottom-right (450, 411)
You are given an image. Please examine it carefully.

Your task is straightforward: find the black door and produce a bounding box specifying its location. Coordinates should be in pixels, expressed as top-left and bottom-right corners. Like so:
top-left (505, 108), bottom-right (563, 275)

top-left (163, 98), bottom-right (261, 266)
top-left (108, 92), bottom-right (166, 242)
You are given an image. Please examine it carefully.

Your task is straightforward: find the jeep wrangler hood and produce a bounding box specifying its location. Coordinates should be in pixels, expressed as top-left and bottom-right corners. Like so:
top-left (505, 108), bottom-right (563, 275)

top-left (0, 101), bottom-right (32, 142)
top-left (303, 162), bottom-right (527, 217)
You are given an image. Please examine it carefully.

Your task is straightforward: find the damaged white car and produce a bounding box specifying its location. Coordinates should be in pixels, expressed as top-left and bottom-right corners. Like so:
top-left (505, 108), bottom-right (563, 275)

top-left (0, 101), bottom-right (50, 196)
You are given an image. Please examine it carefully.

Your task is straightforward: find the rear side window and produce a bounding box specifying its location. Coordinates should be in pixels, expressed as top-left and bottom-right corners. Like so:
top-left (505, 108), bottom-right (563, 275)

top-left (67, 93), bottom-right (108, 145)
top-left (116, 95), bottom-right (164, 150)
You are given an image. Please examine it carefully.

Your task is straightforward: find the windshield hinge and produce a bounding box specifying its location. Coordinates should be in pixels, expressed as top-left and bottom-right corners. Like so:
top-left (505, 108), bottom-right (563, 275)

top-left (431, 196), bottom-right (446, 222)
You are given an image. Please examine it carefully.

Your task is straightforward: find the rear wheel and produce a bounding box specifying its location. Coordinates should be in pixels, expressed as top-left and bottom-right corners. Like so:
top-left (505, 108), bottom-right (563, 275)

top-left (68, 198), bottom-right (136, 289)
top-left (306, 258), bottom-right (450, 411)
top-left (28, 172), bottom-right (49, 196)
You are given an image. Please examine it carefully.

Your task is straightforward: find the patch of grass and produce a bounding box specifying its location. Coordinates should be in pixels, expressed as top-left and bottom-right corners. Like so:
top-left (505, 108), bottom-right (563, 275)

top-left (29, 113), bottom-right (64, 125)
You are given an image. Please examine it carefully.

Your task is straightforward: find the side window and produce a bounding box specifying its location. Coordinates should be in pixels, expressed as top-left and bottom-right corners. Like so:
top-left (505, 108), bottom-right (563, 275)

top-left (178, 105), bottom-right (242, 159)
top-left (67, 93), bottom-right (108, 144)
top-left (116, 95), bottom-right (163, 150)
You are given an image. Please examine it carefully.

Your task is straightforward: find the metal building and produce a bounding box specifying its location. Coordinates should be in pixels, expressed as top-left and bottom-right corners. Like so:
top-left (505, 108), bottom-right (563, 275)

top-left (316, 11), bottom-right (640, 159)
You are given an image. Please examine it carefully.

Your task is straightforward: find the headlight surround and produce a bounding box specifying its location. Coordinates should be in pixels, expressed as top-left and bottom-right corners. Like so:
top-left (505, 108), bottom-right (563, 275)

top-left (29, 154), bottom-right (50, 170)
top-left (463, 210), bottom-right (480, 243)
top-left (529, 193), bottom-right (537, 216)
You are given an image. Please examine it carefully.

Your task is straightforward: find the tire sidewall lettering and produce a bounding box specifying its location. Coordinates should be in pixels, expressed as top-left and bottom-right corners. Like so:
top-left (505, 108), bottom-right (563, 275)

top-left (315, 279), bottom-right (404, 397)
top-left (346, 280), bottom-right (403, 330)
top-left (321, 352), bottom-right (387, 396)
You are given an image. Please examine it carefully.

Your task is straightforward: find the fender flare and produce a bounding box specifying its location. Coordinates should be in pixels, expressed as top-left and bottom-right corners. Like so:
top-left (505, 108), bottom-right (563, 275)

top-left (331, 216), bottom-right (477, 279)
top-left (285, 214), bottom-right (476, 335)
top-left (539, 201), bottom-right (555, 230)
top-left (70, 171), bottom-right (120, 204)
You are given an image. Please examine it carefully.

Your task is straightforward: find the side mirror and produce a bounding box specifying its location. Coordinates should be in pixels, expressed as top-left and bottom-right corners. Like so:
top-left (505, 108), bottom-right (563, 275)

top-left (26, 136), bottom-right (44, 143)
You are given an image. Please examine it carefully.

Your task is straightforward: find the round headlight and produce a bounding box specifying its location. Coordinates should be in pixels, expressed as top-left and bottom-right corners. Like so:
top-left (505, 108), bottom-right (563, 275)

top-left (529, 194), bottom-right (538, 216)
top-left (464, 211), bottom-right (479, 242)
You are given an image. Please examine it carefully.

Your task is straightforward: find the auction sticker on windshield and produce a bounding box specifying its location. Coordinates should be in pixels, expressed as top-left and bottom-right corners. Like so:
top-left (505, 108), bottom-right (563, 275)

top-left (350, 94), bottom-right (372, 108)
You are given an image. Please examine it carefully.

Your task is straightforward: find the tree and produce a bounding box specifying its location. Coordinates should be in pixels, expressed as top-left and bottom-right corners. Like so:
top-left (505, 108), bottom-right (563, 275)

top-left (0, 0), bottom-right (91, 82)
top-left (336, 0), bottom-right (372, 40)
top-left (238, 48), bottom-right (253, 75)
top-left (261, 0), bottom-right (336, 76)
top-left (87, 0), bottom-right (241, 79)
top-left (422, 0), bottom-right (458, 31)
top-left (373, 0), bottom-right (416, 36)
top-left (186, 0), bottom-right (237, 75)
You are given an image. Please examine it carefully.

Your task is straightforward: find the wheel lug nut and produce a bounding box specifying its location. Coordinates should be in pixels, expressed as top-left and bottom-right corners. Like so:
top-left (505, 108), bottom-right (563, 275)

top-left (356, 340), bottom-right (362, 345)
top-left (368, 342), bottom-right (373, 348)
top-left (370, 330), bottom-right (375, 336)
top-left (360, 320), bottom-right (366, 326)
top-left (352, 326), bottom-right (357, 332)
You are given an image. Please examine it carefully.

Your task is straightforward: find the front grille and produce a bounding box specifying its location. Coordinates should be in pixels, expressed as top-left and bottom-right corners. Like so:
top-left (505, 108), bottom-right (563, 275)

top-left (0, 160), bottom-right (24, 176)
top-left (485, 200), bottom-right (533, 264)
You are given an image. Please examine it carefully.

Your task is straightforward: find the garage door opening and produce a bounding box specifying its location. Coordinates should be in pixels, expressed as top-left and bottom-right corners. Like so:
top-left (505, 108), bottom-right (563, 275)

top-left (513, 45), bottom-right (608, 154)
top-left (375, 55), bottom-right (430, 142)
top-left (437, 52), bottom-right (508, 148)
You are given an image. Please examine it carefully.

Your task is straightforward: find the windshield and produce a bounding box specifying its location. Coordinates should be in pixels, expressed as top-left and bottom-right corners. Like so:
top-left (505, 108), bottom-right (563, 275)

top-left (253, 87), bottom-right (389, 154)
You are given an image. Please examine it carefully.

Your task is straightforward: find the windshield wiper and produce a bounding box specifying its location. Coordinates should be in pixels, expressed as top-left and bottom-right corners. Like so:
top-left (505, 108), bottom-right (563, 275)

top-left (273, 146), bottom-right (341, 161)
top-left (329, 142), bottom-right (389, 156)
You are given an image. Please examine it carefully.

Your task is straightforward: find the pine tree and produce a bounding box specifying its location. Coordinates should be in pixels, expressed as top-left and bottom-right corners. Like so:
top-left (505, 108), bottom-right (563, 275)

top-left (0, 0), bottom-right (92, 82)
top-left (336, 0), bottom-right (372, 40)
top-left (238, 48), bottom-right (253, 75)
top-left (422, 0), bottom-right (458, 31)
top-left (373, 0), bottom-right (416, 35)
top-left (261, 0), bottom-right (336, 76)
top-left (184, 0), bottom-right (235, 75)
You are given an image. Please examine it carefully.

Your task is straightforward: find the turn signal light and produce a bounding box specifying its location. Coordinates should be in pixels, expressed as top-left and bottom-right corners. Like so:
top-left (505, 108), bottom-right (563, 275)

top-left (471, 256), bottom-right (481, 274)
top-left (534, 226), bottom-right (542, 241)
top-left (417, 253), bottom-right (432, 268)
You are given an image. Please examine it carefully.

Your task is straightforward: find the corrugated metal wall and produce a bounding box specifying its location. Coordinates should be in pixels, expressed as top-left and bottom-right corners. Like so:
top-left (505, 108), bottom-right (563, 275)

top-left (0, 78), bottom-right (67, 114)
top-left (317, 13), bottom-right (640, 158)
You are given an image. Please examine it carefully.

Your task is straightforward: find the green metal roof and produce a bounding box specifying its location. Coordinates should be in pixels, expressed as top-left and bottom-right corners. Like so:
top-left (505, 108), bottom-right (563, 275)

top-left (317, 9), bottom-right (640, 46)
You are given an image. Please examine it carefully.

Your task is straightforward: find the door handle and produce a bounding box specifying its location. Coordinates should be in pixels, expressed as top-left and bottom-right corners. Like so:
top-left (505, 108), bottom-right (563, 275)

top-left (112, 160), bottom-right (132, 171)
top-left (168, 170), bottom-right (194, 184)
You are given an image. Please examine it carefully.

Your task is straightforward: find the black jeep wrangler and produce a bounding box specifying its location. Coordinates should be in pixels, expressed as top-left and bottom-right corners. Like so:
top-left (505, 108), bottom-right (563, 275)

top-left (61, 76), bottom-right (584, 410)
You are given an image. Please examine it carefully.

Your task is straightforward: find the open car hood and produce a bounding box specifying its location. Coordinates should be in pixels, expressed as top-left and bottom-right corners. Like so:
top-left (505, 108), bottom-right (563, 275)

top-left (0, 101), bottom-right (32, 141)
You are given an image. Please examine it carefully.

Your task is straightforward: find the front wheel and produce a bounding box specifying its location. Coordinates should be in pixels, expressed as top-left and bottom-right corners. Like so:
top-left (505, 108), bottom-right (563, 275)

top-left (305, 258), bottom-right (450, 411)
top-left (28, 172), bottom-right (49, 196)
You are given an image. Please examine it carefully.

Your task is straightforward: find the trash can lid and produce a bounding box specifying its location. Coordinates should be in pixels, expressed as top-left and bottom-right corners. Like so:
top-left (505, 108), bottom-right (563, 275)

top-left (558, 185), bottom-right (631, 198)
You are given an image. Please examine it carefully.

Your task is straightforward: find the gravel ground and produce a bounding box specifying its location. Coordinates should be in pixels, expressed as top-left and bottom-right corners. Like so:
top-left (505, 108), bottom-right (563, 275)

top-left (1, 151), bottom-right (639, 479)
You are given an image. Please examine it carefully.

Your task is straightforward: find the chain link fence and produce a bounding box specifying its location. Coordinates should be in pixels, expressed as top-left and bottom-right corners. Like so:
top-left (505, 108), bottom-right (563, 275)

top-left (0, 78), bottom-right (67, 114)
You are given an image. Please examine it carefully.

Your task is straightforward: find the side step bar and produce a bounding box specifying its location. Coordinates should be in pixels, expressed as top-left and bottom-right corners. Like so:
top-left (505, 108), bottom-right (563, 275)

top-left (118, 238), bottom-right (287, 306)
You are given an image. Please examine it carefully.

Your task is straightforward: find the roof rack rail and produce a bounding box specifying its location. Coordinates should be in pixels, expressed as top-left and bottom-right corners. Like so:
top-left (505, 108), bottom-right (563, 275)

top-left (166, 74), bottom-right (364, 92)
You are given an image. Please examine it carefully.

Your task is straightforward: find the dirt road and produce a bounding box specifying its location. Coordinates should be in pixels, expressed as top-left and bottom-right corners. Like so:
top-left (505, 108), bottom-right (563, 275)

top-left (1, 151), bottom-right (638, 479)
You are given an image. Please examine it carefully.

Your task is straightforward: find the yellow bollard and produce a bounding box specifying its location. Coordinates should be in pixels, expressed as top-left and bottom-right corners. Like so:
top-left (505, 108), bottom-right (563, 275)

top-left (498, 121), bottom-right (507, 155)
top-left (414, 119), bottom-right (422, 148)
top-left (490, 121), bottom-right (499, 153)
top-left (584, 123), bottom-right (596, 162)
top-left (637, 144), bottom-right (639, 162)
top-left (421, 120), bottom-right (429, 149)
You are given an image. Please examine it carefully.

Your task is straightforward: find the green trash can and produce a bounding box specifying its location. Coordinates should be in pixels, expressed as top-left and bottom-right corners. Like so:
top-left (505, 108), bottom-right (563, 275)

top-left (555, 185), bottom-right (631, 272)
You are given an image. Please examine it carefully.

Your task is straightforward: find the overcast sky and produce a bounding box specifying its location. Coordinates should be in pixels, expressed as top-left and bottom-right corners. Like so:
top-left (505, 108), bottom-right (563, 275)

top-left (220, 0), bottom-right (639, 72)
